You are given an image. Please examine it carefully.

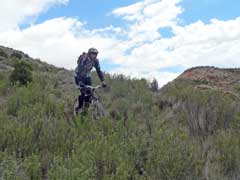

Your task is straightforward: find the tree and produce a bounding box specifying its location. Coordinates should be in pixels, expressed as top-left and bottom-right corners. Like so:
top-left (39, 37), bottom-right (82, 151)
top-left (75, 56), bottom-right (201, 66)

top-left (150, 78), bottom-right (159, 92)
top-left (10, 60), bottom-right (33, 86)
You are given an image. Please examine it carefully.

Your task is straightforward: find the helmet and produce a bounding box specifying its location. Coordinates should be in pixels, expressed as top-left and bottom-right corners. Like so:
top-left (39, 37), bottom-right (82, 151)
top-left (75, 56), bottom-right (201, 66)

top-left (88, 48), bottom-right (99, 54)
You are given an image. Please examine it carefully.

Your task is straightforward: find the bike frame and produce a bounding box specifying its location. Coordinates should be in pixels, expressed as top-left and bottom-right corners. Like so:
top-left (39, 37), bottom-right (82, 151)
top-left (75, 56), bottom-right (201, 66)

top-left (78, 85), bottom-right (102, 102)
top-left (74, 84), bottom-right (106, 120)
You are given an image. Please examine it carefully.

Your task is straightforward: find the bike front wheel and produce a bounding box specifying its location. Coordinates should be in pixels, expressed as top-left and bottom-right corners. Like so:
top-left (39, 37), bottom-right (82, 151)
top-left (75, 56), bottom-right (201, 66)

top-left (91, 100), bottom-right (106, 120)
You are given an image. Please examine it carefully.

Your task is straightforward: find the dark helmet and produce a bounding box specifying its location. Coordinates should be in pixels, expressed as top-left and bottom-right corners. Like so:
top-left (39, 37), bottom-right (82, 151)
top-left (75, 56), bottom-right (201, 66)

top-left (88, 48), bottom-right (99, 54)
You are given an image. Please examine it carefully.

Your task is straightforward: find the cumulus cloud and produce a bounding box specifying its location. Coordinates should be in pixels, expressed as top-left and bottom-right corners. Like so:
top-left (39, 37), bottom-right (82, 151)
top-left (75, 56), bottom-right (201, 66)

top-left (110, 0), bottom-right (240, 84)
top-left (109, 66), bottom-right (179, 87)
top-left (113, 0), bottom-right (183, 43)
top-left (0, 0), bottom-right (239, 87)
top-left (119, 17), bottom-right (240, 68)
top-left (0, 17), bottom-right (125, 69)
top-left (0, 0), bottom-right (69, 31)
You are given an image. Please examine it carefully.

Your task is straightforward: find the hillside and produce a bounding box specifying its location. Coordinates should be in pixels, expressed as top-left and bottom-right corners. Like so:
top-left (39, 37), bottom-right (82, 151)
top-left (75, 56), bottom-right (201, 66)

top-left (179, 66), bottom-right (240, 95)
top-left (0, 46), bottom-right (239, 180)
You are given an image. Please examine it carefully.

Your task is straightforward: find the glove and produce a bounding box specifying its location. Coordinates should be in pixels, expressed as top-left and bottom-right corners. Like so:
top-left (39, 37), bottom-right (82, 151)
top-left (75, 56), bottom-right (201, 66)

top-left (101, 81), bottom-right (107, 88)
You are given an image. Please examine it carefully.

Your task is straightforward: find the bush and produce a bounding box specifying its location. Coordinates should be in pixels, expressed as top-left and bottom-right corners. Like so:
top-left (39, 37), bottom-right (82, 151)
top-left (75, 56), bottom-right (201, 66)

top-left (10, 60), bottom-right (32, 86)
top-left (0, 79), bottom-right (8, 96)
top-left (0, 72), bottom-right (9, 96)
top-left (213, 130), bottom-right (240, 179)
top-left (1, 67), bottom-right (239, 179)
top-left (10, 52), bottom-right (22, 59)
top-left (150, 78), bottom-right (159, 92)
top-left (146, 127), bottom-right (200, 179)
top-left (0, 49), bottom-right (8, 58)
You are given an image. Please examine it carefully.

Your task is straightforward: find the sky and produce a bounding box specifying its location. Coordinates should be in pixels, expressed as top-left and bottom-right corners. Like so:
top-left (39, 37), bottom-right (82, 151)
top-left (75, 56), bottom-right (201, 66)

top-left (0, 0), bottom-right (239, 87)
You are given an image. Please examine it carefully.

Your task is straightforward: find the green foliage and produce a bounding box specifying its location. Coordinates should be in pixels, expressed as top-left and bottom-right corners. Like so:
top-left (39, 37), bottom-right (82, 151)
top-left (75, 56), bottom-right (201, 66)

top-left (0, 67), bottom-right (239, 179)
top-left (167, 130), bottom-right (240, 180)
top-left (150, 78), bottom-right (159, 92)
top-left (212, 130), bottom-right (240, 179)
top-left (0, 72), bottom-right (9, 96)
top-left (0, 49), bottom-right (8, 58)
top-left (161, 79), bottom-right (239, 138)
top-left (146, 127), bottom-right (200, 179)
top-left (234, 84), bottom-right (240, 93)
top-left (10, 60), bottom-right (33, 86)
top-left (10, 52), bottom-right (23, 60)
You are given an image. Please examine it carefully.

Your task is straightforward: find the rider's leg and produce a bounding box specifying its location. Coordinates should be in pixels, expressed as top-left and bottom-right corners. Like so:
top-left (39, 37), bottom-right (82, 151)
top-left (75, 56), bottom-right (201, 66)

top-left (75, 89), bottom-right (85, 114)
top-left (78, 93), bottom-right (85, 109)
top-left (76, 79), bottom-right (86, 111)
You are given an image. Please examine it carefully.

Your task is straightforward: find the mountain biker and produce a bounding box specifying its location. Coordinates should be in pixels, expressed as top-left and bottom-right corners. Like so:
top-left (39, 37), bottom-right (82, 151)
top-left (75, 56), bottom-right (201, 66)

top-left (74, 48), bottom-right (107, 113)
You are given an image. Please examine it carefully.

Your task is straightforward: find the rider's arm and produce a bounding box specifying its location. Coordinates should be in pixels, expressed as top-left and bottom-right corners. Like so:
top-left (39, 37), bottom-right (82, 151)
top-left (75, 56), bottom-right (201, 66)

top-left (94, 59), bottom-right (104, 82)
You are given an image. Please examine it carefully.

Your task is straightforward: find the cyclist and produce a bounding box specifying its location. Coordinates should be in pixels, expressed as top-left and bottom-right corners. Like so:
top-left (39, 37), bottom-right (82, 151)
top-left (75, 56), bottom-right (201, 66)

top-left (74, 48), bottom-right (107, 114)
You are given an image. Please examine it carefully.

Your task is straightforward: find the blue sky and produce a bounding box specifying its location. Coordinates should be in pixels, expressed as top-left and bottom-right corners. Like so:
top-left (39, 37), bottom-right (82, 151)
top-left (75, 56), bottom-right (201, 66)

top-left (0, 0), bottom-right (240, 86)
top-left (29, 0), bottom-right (240, 74)
top-left (35, 0), bottom-right (140, 29)
top-left (35, 0), bottom-right (240, 29)
top-left (179, 0), bottom-right (240, 24)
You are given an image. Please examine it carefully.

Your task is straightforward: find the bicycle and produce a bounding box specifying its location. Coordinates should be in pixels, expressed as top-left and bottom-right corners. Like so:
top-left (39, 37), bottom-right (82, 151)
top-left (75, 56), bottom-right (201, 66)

top-left (73, 84), bottom-right (106, 120)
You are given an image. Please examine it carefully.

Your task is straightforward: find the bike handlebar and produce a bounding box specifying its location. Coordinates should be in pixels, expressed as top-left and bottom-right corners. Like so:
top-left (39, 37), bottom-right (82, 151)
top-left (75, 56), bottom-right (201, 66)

top-left (85, 85), bottom-right (102, 90)
top-left (78, 84), bottom-right (102, 90)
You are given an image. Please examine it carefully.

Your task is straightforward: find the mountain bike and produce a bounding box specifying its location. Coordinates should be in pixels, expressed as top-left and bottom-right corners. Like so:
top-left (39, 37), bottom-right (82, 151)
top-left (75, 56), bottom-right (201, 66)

top-left (73, 84), bottom-right (106, 120)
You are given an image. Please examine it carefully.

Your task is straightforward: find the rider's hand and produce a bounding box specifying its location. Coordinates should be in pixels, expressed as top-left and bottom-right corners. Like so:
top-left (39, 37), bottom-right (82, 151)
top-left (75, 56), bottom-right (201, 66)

top-left (101, 81), bottom-right (107, 88)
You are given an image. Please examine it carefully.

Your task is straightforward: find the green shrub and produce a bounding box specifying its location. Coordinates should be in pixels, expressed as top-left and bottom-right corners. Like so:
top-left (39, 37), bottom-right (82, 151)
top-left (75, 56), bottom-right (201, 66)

top-left (0, 49), bottom-right (8, 58)
top-left (0, 79), bottom-right (8, 96)
top-left (10, 60), bottom-right (32, 86)
top-left (150, 78), bottom-right (159, 92)
top-left (234, 84), bottom-right (240, 93)
top-left (146, 127), bottom-right (200, 179)
top-left (10, 52), bottom-right (22, 59)
top-left (1, 67), bottom-right (239, 179)
top-left (214, 131), bottom-right (240, 178)
top-left (0, 72), bottom-right (9, 96)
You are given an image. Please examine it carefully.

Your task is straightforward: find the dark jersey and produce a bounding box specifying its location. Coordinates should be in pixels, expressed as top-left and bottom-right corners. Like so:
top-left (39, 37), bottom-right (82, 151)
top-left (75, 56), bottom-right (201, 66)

top-left (75, 55), bottom-right (104, 82)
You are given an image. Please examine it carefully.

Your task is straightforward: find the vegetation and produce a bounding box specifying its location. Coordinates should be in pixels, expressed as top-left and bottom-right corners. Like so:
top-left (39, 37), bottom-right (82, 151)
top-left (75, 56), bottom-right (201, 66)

top-left (150, 78), bottom-right (159, 92)
top-left (9, 60), bottom-right (33, 86)
top-left (10, 52), bottom-right (23, 60)
top-left (0, 47), bottom-right (239, 179)
top-left (0, 49), bottom-right (8, 59)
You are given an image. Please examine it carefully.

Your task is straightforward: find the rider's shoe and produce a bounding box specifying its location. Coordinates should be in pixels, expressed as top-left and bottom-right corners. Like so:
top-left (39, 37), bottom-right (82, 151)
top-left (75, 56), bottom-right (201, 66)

top-left (75, 107), bottom-right (83, 115)
top-left (75, 107), bottom-right (79, 115)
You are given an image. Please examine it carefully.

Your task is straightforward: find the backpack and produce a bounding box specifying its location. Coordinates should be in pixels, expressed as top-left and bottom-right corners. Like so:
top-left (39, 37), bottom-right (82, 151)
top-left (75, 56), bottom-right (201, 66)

top-left (76, 52), bottom-right (95, 78)
top-left (77, 52), bottom-right (88, 66)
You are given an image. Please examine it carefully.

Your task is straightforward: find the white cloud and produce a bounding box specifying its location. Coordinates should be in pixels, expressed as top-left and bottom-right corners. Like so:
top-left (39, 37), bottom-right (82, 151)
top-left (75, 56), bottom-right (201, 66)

top-left (0, 0), bottom-right (240, 87)
top-left (0, 17), bottom-right (124, 69)
top-left (110, 0), bottom-right (240, 75)
top-left (112, 1), bottom-right (145, 21)
top-left (109, 67), bottom-right (179, 87)
top-left (119, 17), bottom-right (240, 68)
top-left (113, 0), bottom-right (183, 43)
top-left (0, 0), bottom-right (68, 31)
top-left (167, 17), bottom-right (240, 68)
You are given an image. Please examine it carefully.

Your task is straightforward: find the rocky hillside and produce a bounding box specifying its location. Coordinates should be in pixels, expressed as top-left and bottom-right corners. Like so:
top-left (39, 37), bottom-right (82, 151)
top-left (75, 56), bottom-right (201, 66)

top-left (157, 66), bottom-right (240, 179)
top-left (179, 66), bottom-right (240, 96)
top-left (0, 45), bottom-right (56, 71)
top-left (159, 66), bottom-right (240, 134)
top-left (0, 46), bottom-right (239, 180)
top-left (0, 46), bottom-right (75, 100)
